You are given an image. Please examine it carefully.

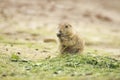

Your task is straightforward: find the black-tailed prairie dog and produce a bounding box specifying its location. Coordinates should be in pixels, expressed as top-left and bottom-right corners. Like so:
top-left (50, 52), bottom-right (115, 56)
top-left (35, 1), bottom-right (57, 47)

top-left (57, 23), bottom-right (84, 54)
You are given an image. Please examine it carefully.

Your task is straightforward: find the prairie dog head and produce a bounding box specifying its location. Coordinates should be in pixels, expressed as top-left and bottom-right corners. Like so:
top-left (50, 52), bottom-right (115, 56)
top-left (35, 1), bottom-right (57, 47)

top-left (57, 23), bottom-right (74, 38)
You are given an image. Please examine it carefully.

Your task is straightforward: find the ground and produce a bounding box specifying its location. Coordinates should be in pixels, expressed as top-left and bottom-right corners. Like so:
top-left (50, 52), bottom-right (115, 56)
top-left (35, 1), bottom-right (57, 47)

top-left (0, 0), bottom-right (120, 80)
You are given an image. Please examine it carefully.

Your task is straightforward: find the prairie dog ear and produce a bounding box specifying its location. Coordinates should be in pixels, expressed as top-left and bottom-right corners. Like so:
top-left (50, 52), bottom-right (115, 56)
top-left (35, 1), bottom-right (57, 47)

top-left (68, 24), bottom-right (72, 27)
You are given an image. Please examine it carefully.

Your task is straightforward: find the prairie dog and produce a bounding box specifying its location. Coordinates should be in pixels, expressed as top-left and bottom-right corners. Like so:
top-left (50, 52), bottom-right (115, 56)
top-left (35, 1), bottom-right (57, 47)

top-left (57, 23), bottom-right (84, 54)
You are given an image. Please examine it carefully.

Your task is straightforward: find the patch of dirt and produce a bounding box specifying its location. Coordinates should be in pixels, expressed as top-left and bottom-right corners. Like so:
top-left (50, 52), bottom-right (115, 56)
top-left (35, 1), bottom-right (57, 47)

top-left (0, 0), bottom-right (120, 59)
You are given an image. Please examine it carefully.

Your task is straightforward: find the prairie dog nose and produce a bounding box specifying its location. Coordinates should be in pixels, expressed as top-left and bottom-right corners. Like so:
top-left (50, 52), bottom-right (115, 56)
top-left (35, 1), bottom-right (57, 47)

top-left (57, 33), bottom-right (61, 37)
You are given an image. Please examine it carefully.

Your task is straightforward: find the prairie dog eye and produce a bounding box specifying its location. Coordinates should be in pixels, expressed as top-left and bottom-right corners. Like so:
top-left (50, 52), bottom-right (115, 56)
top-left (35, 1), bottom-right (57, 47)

top-left (65, 25), bottom-right (68, 28)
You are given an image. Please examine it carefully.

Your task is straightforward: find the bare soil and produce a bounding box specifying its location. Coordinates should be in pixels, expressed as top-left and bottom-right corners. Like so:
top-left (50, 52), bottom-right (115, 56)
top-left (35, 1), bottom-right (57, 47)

top-left (0, 0), bottom-right (120, 59)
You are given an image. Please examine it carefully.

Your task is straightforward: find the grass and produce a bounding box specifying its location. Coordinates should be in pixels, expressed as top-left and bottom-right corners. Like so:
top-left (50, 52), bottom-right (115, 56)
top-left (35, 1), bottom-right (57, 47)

top-left (0, 52), bottom-right (120, 80)
top-left (0, 25), bottom-right (120, 80)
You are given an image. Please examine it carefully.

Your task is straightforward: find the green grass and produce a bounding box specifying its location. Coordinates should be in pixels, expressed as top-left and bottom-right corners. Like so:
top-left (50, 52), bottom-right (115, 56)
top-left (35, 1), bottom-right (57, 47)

top-left (0, 26), bottom-right (120, 80)
top-left (0, 53), bottom-right (120, 80)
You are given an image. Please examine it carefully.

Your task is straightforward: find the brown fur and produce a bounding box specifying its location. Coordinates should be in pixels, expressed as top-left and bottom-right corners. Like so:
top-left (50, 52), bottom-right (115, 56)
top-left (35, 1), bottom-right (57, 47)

top-left (57, 23), bottom-right (85, 54)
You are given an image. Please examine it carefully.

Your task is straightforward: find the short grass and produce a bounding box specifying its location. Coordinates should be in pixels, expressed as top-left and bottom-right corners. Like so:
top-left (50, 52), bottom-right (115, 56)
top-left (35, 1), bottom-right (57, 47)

top-left (0, 51), bottom-right (120, 80)
top-left (0, 26), bottom-right (120, 80)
